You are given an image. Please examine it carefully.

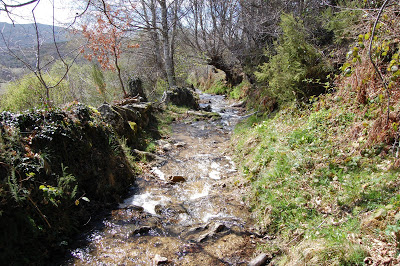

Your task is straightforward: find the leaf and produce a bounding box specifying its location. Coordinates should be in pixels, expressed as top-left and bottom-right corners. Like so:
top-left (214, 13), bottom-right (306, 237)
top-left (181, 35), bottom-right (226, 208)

top-left (81, 197), bottom-right (90, 202)
top-left (364, 33), bottom-right (370, 40)
top-left (393, 122), bottom-right (398, 132)
top-left (75, 200), bottom-right (79, 206)
top-left (39, 185), bottom-right (46, 190)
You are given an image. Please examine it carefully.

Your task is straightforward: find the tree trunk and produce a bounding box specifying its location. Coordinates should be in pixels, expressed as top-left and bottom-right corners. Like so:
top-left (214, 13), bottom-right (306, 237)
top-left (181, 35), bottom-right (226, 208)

top-left (158, 0), bottom-right (176, 88)
top-left (148, 0), bottom-right (165, 78)
top-left (208, 55), bottom-right (243, 86)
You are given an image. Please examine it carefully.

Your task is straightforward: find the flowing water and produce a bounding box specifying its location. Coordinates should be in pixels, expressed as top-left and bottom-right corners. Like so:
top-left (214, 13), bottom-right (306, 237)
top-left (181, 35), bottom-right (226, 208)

top-left (66, 93), bottom-right (263, 265)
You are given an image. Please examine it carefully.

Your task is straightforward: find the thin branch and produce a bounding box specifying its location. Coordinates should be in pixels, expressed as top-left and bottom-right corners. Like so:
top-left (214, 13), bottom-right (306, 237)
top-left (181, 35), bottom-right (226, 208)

top-left (2, 0), bottom-right (38, 8)
top-left (368, 0), bottom-right (390, 123)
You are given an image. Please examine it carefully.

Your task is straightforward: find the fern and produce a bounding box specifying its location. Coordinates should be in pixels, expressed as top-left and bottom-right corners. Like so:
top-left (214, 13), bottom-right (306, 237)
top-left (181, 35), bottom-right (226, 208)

top-left (7, 169), bottom-right (27, 203)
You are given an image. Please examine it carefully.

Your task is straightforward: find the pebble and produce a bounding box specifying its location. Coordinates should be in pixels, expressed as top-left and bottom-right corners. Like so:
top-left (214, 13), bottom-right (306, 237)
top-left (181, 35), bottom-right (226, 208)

top-left (153, 254), bottom-right (168, 265)
top-left (248, 253), bottom-right (270, 266)
top-left (168, 175), bottom-right (186, 182)
top-left (174, 142), bottom-right (186, 147)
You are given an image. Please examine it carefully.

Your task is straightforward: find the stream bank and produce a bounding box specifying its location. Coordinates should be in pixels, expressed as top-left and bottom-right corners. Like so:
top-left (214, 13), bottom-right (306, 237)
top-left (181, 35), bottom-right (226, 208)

top-left (66, 92), bottom-right (268, 265)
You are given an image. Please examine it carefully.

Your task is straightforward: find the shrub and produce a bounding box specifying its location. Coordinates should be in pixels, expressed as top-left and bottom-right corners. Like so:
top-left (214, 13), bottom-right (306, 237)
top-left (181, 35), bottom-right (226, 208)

top-left (255, 13), bottom-right (330, 103)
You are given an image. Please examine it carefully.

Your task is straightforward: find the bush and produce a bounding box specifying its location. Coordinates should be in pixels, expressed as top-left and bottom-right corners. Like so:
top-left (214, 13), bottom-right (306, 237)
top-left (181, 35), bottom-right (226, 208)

top-left (0, 73), bottom-right (49, 111)
top-left (255, 13), bottom-right (330, 103)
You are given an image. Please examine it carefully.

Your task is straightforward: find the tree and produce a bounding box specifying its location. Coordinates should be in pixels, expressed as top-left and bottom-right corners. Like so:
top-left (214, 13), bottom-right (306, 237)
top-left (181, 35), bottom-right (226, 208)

top-left (81, 3), bottom-right (135, 97)
top-left (0, 0), bottom-right (89, 106)
top-left (255, 13), bottom-right (329, 103)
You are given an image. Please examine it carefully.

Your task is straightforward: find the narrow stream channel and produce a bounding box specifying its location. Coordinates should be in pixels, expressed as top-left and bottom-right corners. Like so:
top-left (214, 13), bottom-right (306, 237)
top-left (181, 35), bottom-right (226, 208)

top-left (66, 92), bottom-right (262, 265)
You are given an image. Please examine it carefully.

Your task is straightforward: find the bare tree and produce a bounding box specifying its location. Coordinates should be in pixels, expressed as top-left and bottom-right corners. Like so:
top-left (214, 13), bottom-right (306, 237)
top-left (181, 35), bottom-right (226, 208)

top-left (0, 0), bottom-right (89, 105)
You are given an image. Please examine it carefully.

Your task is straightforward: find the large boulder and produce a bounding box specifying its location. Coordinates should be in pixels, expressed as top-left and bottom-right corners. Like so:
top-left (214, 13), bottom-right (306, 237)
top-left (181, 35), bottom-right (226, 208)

top-left (98, 102), bottom-right (153, 144)
top-left (98, 103), bottom-right (136, 143)
top-left (163, 87), bottom-right (199, 110)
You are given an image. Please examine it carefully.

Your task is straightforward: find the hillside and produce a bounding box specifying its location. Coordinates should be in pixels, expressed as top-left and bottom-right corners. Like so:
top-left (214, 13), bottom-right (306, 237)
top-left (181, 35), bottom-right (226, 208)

top-left (0, 22), bottom-right (73, 82)
top-left (0, 22), bottom-right (69, 48)
top-left (231, 3), bottom-right (400, 264)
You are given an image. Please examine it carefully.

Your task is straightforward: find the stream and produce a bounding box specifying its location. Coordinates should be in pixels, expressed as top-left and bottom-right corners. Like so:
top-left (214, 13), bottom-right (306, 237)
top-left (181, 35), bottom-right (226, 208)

top-left (66, 92), bottom-right (264, 265)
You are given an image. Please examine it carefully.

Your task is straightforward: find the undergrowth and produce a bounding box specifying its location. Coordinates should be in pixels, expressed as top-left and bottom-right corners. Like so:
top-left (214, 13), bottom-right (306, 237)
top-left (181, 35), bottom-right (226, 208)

top-left (233, 99), bottom-right (400, 264)
top-left (233, 4), bottom-right (400, 264)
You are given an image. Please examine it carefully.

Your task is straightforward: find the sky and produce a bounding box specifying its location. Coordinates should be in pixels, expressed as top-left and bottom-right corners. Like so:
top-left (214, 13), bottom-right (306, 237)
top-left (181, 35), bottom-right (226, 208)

top-left (0, 0), bottom-right (82, 26)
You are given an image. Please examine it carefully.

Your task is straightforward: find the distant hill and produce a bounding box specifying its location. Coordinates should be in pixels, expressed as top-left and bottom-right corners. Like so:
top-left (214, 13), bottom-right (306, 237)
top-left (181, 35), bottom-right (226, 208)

top-left (0, 22), bottom-right (70, 48)
top-left (0, 22), bottom-right (78, 82)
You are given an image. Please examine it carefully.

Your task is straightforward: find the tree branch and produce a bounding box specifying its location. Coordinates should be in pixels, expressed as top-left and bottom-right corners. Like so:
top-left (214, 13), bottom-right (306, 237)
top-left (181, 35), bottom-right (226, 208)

top-left (368, 0), bottom-right (390, 124)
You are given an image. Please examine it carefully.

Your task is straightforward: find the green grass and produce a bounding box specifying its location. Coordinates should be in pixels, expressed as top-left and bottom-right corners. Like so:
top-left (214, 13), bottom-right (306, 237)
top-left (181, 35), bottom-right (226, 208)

top-left (232, 102), bottom-right (400, 264)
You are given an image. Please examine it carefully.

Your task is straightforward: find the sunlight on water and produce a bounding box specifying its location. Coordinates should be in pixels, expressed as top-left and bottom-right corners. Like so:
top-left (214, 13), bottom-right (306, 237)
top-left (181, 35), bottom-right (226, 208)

top-left (151, 167), bottom-right (165, 180)
top-left (120, 192), bottom-right (169, 215)
top-left (190, 183), bottom-right (211, 200)
top-left (211, 161), bottom-right (220, 169)
top-left (209, 170), bottom-right (221, 180)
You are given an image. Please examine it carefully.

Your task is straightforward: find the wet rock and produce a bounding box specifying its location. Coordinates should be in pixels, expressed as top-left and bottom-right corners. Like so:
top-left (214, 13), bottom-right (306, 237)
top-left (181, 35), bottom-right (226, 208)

top-left (125, 205), bottom-right (145, 212)
top-left (174, 142), bottom-right (186, 148)
top-left (231, 101), bottom-right (246, 108)
top-left (132, 149), bottom-right (166, 163)
top-left (153, 254), bottom-right (169, 265)
top-left (212, 223), bottom-right (227, 233)
top-left (196, 223), bottom-right (228, 242)
top-left (168, 175), bottom-right (186, 183)
top-left (197, 232), bottom-right (211, 243)
top-left (248, 253), bottom-right (270, 266)
top-left (133, 226), bottom-right (152, 235)
top-left (163, 86), bottom-right (200, 110)
top-left (201, 104), bottom-right (212, 112)
top-left (155, 203), bottom-right (188, 216)
top-left (162, 143), bottom-right (172, 151)
top-left (156, 140), bottom-right (172, 151)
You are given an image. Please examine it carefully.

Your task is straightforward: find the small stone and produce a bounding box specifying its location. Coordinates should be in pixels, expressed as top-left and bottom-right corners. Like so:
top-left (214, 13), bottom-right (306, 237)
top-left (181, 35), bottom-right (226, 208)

top-left (364, 257), bottom-right (374, 265)
top-left (132, 226), bottom-right (152, 235)
top-left (127, 205), bottom-right (144, 212)
top-left (168, 175), bottom-right (186, 182)
top-left (174, 142), bottom-right (186, 148)
top-left (212, 223), bottom-right (227, 233)
top-left (153, 254), bottom-right (168, 265)
top-left (162, 143), bottom-right (172, 151)
top-left (248, 253), bottom-right (270, 266)
top-left (196, 233), bottom-right (210, 243)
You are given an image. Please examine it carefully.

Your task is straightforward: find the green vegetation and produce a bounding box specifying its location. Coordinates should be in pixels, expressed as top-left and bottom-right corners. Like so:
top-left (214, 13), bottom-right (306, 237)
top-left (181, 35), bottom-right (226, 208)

top-left (233, 3), bottom-right (400, 264)
top-left (233, 99), bottom-right (400, 264)
top-left (1, 0), bottom-right (400, 264)
top-left (0, 103), bottom-right (137, 264)
top-left (255, 13), bottom-right (330, 103)
top-left (0, 60), bottom-right (129, 112)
